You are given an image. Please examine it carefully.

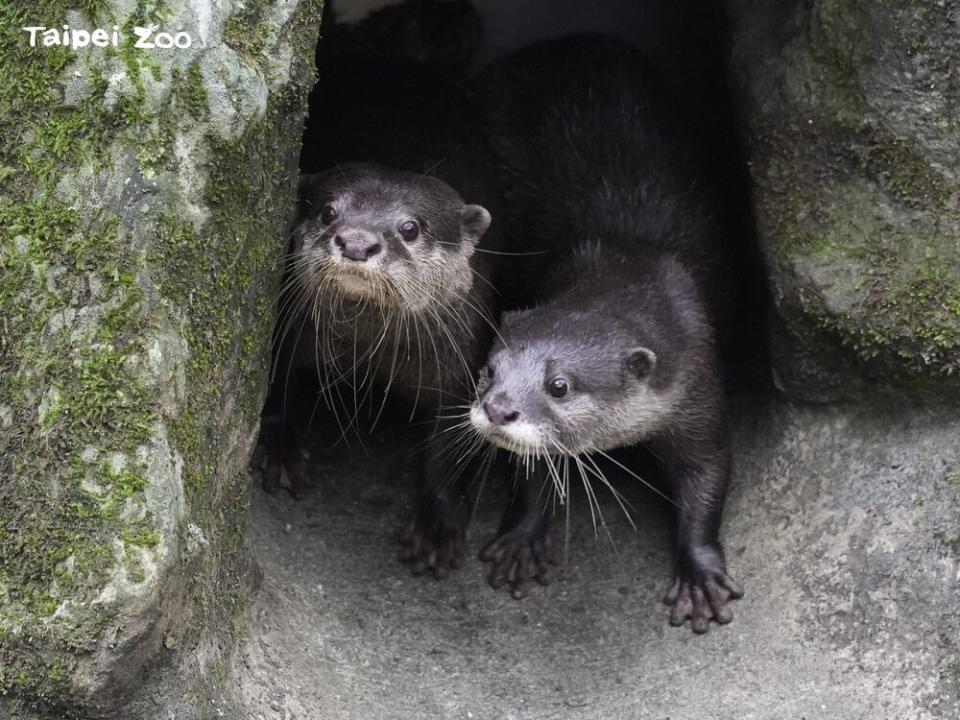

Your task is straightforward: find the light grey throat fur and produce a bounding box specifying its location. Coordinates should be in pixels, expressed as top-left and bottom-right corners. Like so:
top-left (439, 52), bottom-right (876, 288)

top-left (279, 164), bottom-right (498, 422)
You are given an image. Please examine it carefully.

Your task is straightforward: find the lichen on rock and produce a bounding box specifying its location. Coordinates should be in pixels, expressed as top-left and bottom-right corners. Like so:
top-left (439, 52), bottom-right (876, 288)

top-left (727, 0), bottom-right (960, 400)
top-left (0, 0), bottom-right (322, 715)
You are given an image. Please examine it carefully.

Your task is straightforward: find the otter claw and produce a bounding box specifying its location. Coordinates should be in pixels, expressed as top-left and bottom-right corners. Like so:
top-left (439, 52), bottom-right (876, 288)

top-left (480, 528), bottom-right (558, 599)
top-left (664, 570), bottom-right (743, 633)
top-left (250, 424), bottom-right (307, 499)
top-left (400, 507), bottom-right (466, 580)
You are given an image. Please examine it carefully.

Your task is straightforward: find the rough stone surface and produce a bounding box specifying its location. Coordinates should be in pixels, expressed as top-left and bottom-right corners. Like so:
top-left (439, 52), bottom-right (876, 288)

top-left (0, 1), bottom-right (321, 716)
top-left (230, 399), bottom-right (960, 719)
top-left (726, 0), bottom-right (960, 400)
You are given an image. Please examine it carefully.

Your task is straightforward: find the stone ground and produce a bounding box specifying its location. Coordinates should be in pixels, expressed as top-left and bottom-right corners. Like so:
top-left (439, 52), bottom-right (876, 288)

top-left (229, 396), bottom-right (960, 720)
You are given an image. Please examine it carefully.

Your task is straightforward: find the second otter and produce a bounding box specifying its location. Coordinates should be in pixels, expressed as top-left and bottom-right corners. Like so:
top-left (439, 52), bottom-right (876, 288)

top-left (256, 161), bottom-right (499, 576)
top-left (254, 0), bottom-right (501, 576)
top-left (468, 36), bottom-right (743, 633)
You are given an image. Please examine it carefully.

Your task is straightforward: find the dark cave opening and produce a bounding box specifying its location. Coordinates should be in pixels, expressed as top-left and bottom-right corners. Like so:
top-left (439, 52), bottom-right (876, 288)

top-left (238, 6), bottom-right (796, 707)
top-left (293, 0), bottom-right (772, 417)
top-left (248, 0), bottom-right (776, 576)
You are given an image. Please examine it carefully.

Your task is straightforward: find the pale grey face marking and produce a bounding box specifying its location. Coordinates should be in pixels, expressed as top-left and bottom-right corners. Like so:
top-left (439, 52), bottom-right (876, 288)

top-left (470, 308), bottom-right (678, 456)
top-left (292, 164), bottom-right (491, 312)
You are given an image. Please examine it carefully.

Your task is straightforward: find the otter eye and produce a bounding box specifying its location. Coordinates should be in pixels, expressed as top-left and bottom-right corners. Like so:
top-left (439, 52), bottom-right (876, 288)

top-left (398, 220), bottom-right (419, 241)
top-left (320, 204), bottom-right (337, 225)
top-left (547, 377), bottom-right (569, 399)
top-left (486, 364), bottom-right (495, 379)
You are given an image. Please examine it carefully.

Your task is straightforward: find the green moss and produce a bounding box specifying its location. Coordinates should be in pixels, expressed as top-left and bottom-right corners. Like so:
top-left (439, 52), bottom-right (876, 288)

top-left (0, 0), bottom-right (160, 706)
top-left (122, 529), bottom-right (160, 547)
top-left (144, 6), bottom-right (322, 704)
top-left (224, 0), bottom-right (273, 59)
top-left (782, 231), bottom-right (960, 381)
top-left (752, 117), bottom-right (960, 393)
top-left (849, 127), bottom-right (953, 210)
top-left (171, 63), bottom-right (209, 120)
top-left (811, 0), bottom-right (870, 123)
top-left (0, 0), bottom-right (324, 711)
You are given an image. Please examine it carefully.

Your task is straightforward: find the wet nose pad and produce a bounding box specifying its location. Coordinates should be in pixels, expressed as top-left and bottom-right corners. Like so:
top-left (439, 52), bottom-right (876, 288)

top-left (335, 233), bottom-right (382, 262)
top-left (483, 399), bottom-right (520, 426)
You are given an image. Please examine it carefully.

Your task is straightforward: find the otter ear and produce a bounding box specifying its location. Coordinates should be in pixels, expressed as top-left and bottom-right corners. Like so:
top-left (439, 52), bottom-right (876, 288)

top-left (625, 347), bottom-right (657, 380)
top-left (460, 204), bottom-right (491, 245)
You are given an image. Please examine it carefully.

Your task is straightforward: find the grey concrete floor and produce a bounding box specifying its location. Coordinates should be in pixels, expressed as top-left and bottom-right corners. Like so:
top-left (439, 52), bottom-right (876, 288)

top-left (232, 398), bottom-right (960, 720)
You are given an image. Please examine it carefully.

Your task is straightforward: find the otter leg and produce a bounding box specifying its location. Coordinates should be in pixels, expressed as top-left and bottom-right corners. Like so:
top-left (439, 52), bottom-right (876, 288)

top-left (480, 463), bottom-right (558, 599)
top-left (250, 415), bottom-right (307, 500)
top-left (400, 417), bottom-right (473, 580)
top-left (660, 434), bottom-right (743, 633)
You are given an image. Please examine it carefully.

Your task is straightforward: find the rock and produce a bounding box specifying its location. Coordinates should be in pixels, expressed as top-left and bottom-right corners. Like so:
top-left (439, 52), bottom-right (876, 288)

top-left (0, 1), bottom-right (321, 717)
top-left (727, 0), bottom-right (960, 401)
top-left (231, 398), bottom-right (960, 719)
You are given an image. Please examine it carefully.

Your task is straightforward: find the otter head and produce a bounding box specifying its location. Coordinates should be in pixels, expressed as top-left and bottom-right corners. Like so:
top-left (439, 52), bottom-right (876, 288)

top-left (292, 163), bottom-right (491, 313)
top-left (470, 307), bottom-right (679, 456)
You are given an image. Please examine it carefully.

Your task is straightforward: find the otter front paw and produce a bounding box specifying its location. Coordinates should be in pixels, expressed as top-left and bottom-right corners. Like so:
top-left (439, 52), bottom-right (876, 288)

top-left (400, 500), bottom-right (467, 580)
top-left (664, 545), bottom-right (743, 633)
top-left (479, 527), bottom-right (558, 600)
top-left (250, 423), bottom-right (306, 500)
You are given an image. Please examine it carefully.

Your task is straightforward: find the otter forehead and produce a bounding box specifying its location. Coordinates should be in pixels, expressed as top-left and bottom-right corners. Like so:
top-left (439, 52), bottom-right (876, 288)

top-left (290, 163), bottom-right (491, 311)
top-left (491, 308), bottom-right (640, 390)
top-left (471, 303), bottom-right (681, 455)
top-left (305, 165), bottom-right (463, 218)
top-left (297, 164), bottom-right (469, 251)
top-left (489, 337), bottom-right (625, 393)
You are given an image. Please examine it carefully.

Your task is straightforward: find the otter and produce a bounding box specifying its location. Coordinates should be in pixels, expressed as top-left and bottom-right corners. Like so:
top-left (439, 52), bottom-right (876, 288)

top-left (465, 35), bottom-right (742, 633)
top-left (255, 161), bottom-right (500, 576)
top-left (253, 0), bottom-right (503, 576)
top-left (284, 163), bottom-right (495, 409)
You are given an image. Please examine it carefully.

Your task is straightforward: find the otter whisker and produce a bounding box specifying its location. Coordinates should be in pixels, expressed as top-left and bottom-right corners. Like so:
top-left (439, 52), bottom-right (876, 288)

top-left (563, 454), bottom-right (572, 561)
top-left (468, 445), bottom-right (498, 525)
top-left (467, 266), bottom-right (502, 297)
top-left (541, 448), bottom-right (565, 506)
top-left (429, 304), bottom-right (478, 394)
top-left (572, 454), bottom-right (604, 541)
top-left (409, 310), bottom-right (426, 423)
top-left (370, 308), bottom-right (402, 431)
top-left (446, 288), bottom-right (508, 351)
top-left (593, 449), bottom-right (677, 508)
top-left (452, 432), bottom-right (487, 468)
top-left (435, 423), bottom-right (486, 467)
top-left (581, 453), bottom-right (638, 533)
top-left (433, 239), bottom-right (551, 257)
top-left (277, 280), bottom-right (319, 418)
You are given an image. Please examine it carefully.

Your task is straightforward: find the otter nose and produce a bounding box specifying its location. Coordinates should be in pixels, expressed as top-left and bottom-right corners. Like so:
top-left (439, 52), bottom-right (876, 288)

top-left (483, 397), bottom-right (520, 426)
top-left (335, 233), bottom-right (382, 262)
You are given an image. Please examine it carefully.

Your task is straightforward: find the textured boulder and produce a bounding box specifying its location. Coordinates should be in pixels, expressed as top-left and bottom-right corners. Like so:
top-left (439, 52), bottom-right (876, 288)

top-left (0, 1), bottom-right (321, 716)
top-left (727, 0), bottom-right (960, 400)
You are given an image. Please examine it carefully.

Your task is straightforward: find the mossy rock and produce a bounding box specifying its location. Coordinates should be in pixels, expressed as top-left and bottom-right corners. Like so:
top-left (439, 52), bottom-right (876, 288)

top-left (726, 0), bottom-right (960, 400)
top-left (0, 0), bottom-right (322, 716)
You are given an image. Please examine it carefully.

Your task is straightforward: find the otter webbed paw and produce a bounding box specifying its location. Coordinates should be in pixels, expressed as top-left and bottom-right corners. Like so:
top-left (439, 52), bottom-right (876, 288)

top-left (664, 544), bottom-right (743, 633)
top-left (479, 526), bottom-right (558, 600)
top-left (400, 496), bottom-right (467, 580)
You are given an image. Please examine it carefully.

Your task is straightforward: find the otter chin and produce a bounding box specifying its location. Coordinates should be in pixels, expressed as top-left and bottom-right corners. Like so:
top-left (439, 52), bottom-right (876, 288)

top-left (468, 404), bottom-right (545, 455)
top-left (330, 267), bottom-right (379, 299)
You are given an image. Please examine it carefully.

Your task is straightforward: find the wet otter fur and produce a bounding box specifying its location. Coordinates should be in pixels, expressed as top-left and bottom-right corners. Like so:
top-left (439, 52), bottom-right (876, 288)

top-left (253, 0), bottom-right (500, 577)
top-left (466, 35), bottom-right (743, 632)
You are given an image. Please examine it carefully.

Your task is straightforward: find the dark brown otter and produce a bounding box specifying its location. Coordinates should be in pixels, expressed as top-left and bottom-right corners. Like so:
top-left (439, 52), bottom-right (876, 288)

top-left (253, 161), bottom-right (502, 577)
top-left (252, 0), bottom-right (504, 577)
top-left (466, 35), bottom-right (743, 633)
